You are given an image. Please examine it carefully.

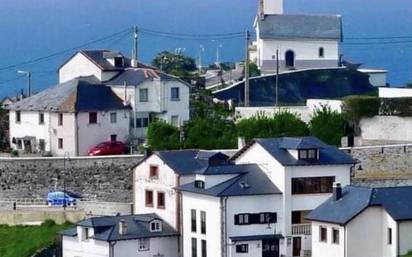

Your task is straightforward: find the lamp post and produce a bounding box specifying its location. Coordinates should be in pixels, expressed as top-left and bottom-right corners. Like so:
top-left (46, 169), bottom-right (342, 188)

top-left (17, 70), bottom-right (32, 97)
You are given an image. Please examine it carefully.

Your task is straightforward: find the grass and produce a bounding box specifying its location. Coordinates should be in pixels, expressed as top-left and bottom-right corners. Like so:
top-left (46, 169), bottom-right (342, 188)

top-left (0, 220), bottom-right (71, 257)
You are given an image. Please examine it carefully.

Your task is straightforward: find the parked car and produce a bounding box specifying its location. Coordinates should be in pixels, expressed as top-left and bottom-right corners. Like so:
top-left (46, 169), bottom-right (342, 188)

top-left (88, 141), bottom-right (128, 156)
top-left (47, 191), bottom-right (81, 207)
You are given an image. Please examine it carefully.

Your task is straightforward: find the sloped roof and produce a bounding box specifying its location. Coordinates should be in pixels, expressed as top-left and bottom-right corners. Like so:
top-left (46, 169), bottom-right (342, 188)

top-left (179, 164), bottom-right (282, 197)
top-left (258, 14), bottom-right (342, 40)
top-left (7, 76), bottom-right (129, 112)
top-left (105, 68), bottom-right (181, 86)
top-left (60, 213), bottom-right (178, 242)
top-left (307, 186), bottom-right (412, 225)
top-left (233, 137), bottom-right (355, 166)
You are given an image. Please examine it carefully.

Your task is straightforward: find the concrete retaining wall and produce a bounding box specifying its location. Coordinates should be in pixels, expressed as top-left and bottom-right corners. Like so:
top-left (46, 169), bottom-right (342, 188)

top-left (360, 116), bottom-right (412, 142)
top-left (0, 209), bottom-right (85, 225)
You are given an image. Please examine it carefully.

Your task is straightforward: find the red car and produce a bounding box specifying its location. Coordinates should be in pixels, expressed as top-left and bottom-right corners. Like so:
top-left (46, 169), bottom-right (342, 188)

top-left (88, 141), bottom-right (128, 156)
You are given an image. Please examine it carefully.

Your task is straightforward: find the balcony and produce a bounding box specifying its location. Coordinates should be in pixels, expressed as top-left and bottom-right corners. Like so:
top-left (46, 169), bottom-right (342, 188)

top-left (292, 223), bottom-right (311, 235)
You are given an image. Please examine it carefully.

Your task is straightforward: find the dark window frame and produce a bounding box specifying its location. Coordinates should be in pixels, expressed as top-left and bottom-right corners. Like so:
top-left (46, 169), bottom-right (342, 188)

top-left (235, 212), bottom-right (276, 225)
top-left (110, 112), bottom-right (117, 124)
top-left (292, 176), bottom-right (335, 195)
top-left (139, 88), bottom-right (149, 102)
top-left (58, 138), bottom-right (63, 149)
top-left (15, 111), bottom-right (21, 123)
top-left (89, 112), bottom-right (98, 124)
top-left (157, 191), bottom-right (165, 209)
top-left (201, 239), bottom-right (207, 257)
top-left (320, 226), bottom-right (327, 242)
top-left (149, 165), bottom-right (159, 179)
top-left (171, 87), bottom-right (180, 101)
top-left (191, 209), bottom-right (197, 232)
top-left (236, 244), bottom-right (249, 253)
top-left (332, 228), bottom-right (339, 244)
top-left (319, 47), bottom-right (325, 58)
top-left (58, 113), bottom-right (63, 126)
top-left (192, 238), bottom-right (197, 257)
top-left (388, 227), bottom-right (392, 245)
top-left (39, 112), bottom-right (45, 125)
top-left (201, 211), bottom-right (206, 234)
top-left (298, 149), bottom-right (318, 160)
top-left (145, 190), bottom-right (153, 207)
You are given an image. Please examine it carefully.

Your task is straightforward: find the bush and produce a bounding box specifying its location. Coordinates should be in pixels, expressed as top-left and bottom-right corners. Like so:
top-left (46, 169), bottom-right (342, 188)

top-left (342, 95), bottom-right (380, 122)
top-left (309, 105), bottom-right (345, 146)
top-left (147, 120), bottom-right (181, 151)
top-left (237, 111), bottom-right (309, 142)
top-left (41, 219), bottom-right (56, 228)
top-left (10, 150), bottom-right (19, 157)
top-left (380, 98), bottom-right (412, 116)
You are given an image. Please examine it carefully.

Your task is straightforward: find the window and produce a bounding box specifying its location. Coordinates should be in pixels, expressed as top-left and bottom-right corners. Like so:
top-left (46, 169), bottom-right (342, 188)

top-left (235, 214), bottom-right (249, 225)
top-left (201, 240), bottom-right (207, 257)
top-left (58, 138), bottom-right (63, 149)
top-left (191, 209), bottom-right (197, 232)
top-left (298, 149), bottom-right (318, 160)
top-left (39, 113), bottom-right (44, 125)
top-left (15, 111), bottom-right (21, 123)
top-left (149, 165), bottom-right (159, 179)
top-left (192, 238), bottom-right (197, 257)
top-left (332, 228), bottom-right (340, 244)
top-left (136, 117), bottom-right (150, 128)
top-left (89, 112), bottom-right (97, 124)
top-left (58, 113), bottom-right (63, 126)
top-left (145, 190), bottom-right (153, 207)
top-left (201, 211), bottom-right (206, 234)
top-left (17, 139), bottom-right (22, 149)
top-left (139, 88), bottom-right (148, 102)
top-left (285, 50), bottom-right (295, 68)
top-left (171, 115), bottom-right (179, 127)
top-left (138, 238), bottom-right (150, 251)
top-left (235, 213), bottom-right (277, 225)
top-left (236, 244), bottom-right (248, 253)
top-left (319, 226), bottom-right (327, 242)
top-left (319, 47), bottom-right (325, 58)
top-left (110, 112), bottom-right (117, 123)
top-left (110, 134), bottom-right (117, 141)
top-left (114, 57), bottom-right (124, 67)
top-left (84, 228), bottom-right (90, 240)
top-left (157, 192), bottom-right (165, 209)
top-left (388, 228), bottom-right (392, 245)
top-left (39, 139), bottom-right (45, 151)
top-left (150, 220), bottom-right (162, 232)
top-left (171, 87), bottom-right (180, 101)
top-left (194, 180), bottom-right (205, 189)
top-left (292, 176), bottom-right (335, 195)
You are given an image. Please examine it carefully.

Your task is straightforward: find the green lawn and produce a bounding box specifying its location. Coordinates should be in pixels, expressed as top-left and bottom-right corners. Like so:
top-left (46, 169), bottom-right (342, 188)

top-left (0, 220), bottom-right (71, 257)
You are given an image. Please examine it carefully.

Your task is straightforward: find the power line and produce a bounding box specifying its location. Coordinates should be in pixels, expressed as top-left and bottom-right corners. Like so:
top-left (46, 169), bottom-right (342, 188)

top-left (140, 30), bottom-right (244, 41)
top-left (343, 40), bottom-right (412, 45)
top-left (0, 75), bottom-right (25, 85)
top-left (139, 28), bottom-right (244, 38)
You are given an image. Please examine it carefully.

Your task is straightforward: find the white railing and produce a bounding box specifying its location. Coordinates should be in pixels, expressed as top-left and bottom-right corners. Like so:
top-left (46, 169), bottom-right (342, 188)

top-left (292, 223), bottom-right (311, 235)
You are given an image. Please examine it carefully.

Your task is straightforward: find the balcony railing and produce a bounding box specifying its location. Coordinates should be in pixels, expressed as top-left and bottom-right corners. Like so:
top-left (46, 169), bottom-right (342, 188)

top-left (292, 223), bottom-right (311, 235)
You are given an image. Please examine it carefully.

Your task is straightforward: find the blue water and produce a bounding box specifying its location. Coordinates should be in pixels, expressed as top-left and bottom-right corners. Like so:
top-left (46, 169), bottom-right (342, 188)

top-left (0, 0), bottom-right (411, 98)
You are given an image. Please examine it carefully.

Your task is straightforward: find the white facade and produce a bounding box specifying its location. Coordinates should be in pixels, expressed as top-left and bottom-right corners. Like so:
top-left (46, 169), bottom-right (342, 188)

top-left (360, 116), bottom-right (412, 143)
top-left (379, 87), bottom-right (412, 98)
top-left (260, 0), bottom-right (283, 15)
top-left (359, 69), bottom-right (388, 87)
top-left (9, 109), bottom-right (130, 156)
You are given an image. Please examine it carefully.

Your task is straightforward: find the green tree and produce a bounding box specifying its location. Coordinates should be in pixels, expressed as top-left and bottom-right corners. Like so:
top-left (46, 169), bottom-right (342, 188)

top-left (237, 111), bottom-right (309, 142)
top-left (309, 105), bottom-right (345, 146)
top-left (147, 120), bottom-right (181, 151)
top-left (152, 51), bottom-right (197, 77)
top-left (249, 63), bottom-right (261, 77)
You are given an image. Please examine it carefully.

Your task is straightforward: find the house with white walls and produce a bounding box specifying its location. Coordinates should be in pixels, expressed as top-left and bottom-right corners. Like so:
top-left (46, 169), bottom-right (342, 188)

top-left (59, 50), bottom-right (191, 142)
top-left (307, 185), bottom-right (412, 257)
top-left (7, 76), bottom-right (130, 156)
top-left (230, 137), bottom-right (355, 257)
top-left (254, 0), bottom-right (342, 74)
top-left (60, 213), bottom-right (179, 257)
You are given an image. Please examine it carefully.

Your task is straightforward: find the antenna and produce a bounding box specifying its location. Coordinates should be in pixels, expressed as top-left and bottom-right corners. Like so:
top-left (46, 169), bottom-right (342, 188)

top-left (132, 26), bottom-right (139, 68)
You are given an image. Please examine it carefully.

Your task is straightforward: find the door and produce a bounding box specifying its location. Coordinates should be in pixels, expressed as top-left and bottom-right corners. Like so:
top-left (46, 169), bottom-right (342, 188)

top-left (262, 239), bottom-right (279, 257)
top-left (285, 50), bottom-right (295, 68)
top-left (293, 237), bottom-right (302, 257)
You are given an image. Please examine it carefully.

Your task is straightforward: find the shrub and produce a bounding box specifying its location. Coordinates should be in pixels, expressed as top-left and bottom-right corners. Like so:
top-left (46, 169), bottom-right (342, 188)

top-left (10, 150), bottom-right (19, 157)
top-left (41, 219), bottom-right (56, 227)
top-left (342, 95), bottom-right (380, 122)
top-left (380, 97), bottom-right (412, 116)
top-left (309, 105), bottom-right (345, 146)
top-left (147, 120), bottom-right (181, 151)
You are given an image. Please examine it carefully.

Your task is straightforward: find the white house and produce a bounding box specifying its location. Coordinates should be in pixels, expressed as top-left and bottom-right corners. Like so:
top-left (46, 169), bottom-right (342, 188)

top-left (60, 213), bottom-right (179, 257)
top-left (7, 76), bottom-right (130, 156)
top-left (254, 0), bottom-right (342, 74)
top-left (59, 50), bottom-right (191, 142)
top-left (307, 185), bottom-right (412, 257)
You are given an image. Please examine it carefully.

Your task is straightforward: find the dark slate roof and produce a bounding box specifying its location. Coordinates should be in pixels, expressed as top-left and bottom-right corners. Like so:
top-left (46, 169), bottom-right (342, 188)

top-left (61, 214), bottom-right (178, 242)
top-left (230, 234), bottom-right (284, 242)
top-left (7, 76), bottom-right (129, 112)
top-left (60, 227), bottom-right (78, 237)
top-left (258, 14), bottom-right (342, 40)
top-left (233, 137), bottom-right (355, 166)
top-left (105, 68), bottom-right (185, 86)
top-left (179, 165), bottom-right (282, 197)
top-left (307, 186), bottom-right (412, 225)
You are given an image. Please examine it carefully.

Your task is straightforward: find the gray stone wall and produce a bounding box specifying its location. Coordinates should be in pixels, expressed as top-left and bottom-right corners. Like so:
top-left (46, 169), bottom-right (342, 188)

top-left (0, 155), bottom-right (143, 202)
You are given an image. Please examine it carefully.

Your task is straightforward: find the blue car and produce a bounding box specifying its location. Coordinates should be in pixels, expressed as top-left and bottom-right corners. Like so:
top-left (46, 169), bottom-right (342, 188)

top-left (47, 191), bottom-right (81, 207)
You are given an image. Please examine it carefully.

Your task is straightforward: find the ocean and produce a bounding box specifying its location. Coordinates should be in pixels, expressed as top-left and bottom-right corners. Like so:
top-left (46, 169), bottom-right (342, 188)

top-left (0, 0), bottom-right (411, 98)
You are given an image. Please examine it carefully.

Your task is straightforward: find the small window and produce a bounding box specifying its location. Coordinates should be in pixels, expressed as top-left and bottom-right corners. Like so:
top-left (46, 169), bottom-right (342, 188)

top-left (89, 112), bottom-right (97, 124)
top-left (319, 47), bottom-right (325, 58)
top-left (142, 118), bottom-right (149, 128)
top-left (201, 211), bottom-right (206, 234)
top-left (201, 239), bottom-right (207, 257)
top-left (17, 139), bottom-right (23, 149)
top-left (171, 87), bottom-right (180, 101)
top-left (145, 190), bottom-right (153, 207)
top-left (388, 228), bottom-right (392, 245)
top-left (298, 149), bottom-right (318, 160)
top-left (114, 57), bottom-right (124, 67)
top-left (150, 220), bottom-right (162, 232)
top-left (58, 138), bottom-right (63, 149)
top-left (16, 111), bottom-right (21, 123)
top-left (157, 192), bottom-right (165, 209)
top-left (39, 113), bottom-right (45, 125)
top-left (139, 88), bottom-right (149, 102)
top-left (110, 134), bottom-right (117, 141)
top-left (194, 180), bottom-right (205, 189)
top-left (138, 238), bottom-right (150, 251)
top-left (191, 209), bottom-right (197, 232)
top-left (149, 165), bottom-right (159, 179)
top-left (171, 115), bottom-right (179, 127)
top-left (58, 113), bottom-right (63, 126)
top-left (320, 226), bottom-right (327, 242)
top-left (332, 228), bottom-right (339, 244)
top-left (192, 238), bottom-right (197, 257)
top-left (84, 228), bottom-right (89, 240)
top-left (235, 214), bottom-right (250, 225)
top-left (110, 112), bottom-right (117, 124)
top-left (39, 139), bottom-right (45, 151)
top-left (236, 244), bottom-right (248, 253)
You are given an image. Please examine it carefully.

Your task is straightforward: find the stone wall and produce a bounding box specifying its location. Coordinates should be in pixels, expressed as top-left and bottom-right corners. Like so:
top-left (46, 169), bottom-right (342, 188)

top-left (0, 155), bottom-right (143, 202)
top-left (360, 116), bottom-right (412, 143)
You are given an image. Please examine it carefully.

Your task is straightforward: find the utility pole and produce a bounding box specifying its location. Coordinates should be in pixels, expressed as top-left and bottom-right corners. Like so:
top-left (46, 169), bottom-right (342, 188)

top-left (132, 26), bottom-right (139, 68)
top-left (17, 70), bottom-right (31, 97)
top-left (198, 45), bottom-right (204, 74)
top-left (275, 48), bottom-right (279, 108)
top-left (244, 30), bottom-right (250, 107)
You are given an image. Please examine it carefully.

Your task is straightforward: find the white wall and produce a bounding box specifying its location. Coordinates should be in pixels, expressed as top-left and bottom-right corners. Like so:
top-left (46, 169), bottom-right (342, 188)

top-left (379, 87), bottom-right (412, 98)
top-left (399, 221), bottom-right (412, 255)
top-left (230, 239), bottom-right (262, 257)
top-left (262, 0), bottom-right (283, 14)
top-left (113, 237), bottom-right (179, 257)
top-left (182, 192), bottom-right (222, 257)
top-left (77, 110), bottom-right (130, 155)
top-left (59, 52), bottom-right (104, 83)
top-left (358, 69), bottom-right (387, 87)
top-left (311, 222), bottom-right (345, 257)
top-left (62, 234), bottom-right (109, 257)
top-left (360, 116), bottom-right (412, 142)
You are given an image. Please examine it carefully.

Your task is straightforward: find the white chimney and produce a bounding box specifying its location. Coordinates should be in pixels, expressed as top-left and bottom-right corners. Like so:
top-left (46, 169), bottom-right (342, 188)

top-left (260, 0), bottom-right (283, 15)
top-left (119, 219), bottom-right (128, 235)
top-left (238, 137), bottom-right (246, 150)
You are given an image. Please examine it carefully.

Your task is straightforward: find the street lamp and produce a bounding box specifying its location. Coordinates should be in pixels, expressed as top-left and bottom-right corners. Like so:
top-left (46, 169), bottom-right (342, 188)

top-left (17, 70), bottom-right (32, 97)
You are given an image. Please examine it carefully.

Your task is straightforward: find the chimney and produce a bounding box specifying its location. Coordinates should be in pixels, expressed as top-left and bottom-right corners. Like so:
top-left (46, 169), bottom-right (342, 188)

top-left (238, 137), bottom-right (246, 150)
top-left (333, 182), bottom-right (342, 201)
top-left (119, 219), bottom-right (128, 235)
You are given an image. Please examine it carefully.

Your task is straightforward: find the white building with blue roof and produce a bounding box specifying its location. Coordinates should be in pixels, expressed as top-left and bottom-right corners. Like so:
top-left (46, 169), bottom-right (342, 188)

top-left (307, 185), bottom-right (412, 257)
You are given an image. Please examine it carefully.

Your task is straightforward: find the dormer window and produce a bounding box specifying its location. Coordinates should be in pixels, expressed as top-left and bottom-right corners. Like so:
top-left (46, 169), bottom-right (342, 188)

top-left (298, 149), bottom-right (318, 160)
top-left (114, 57), bottom-right (124, 67)
top-left (150, 220), bottom-right (162, 232)
top-left (194, 180), bottom-right (205, 189)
